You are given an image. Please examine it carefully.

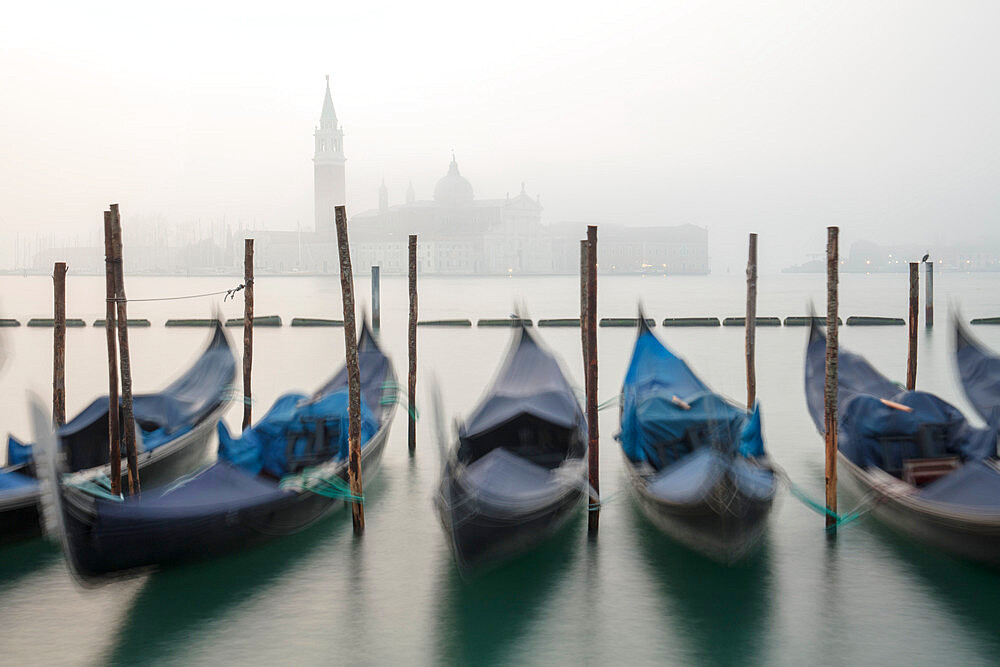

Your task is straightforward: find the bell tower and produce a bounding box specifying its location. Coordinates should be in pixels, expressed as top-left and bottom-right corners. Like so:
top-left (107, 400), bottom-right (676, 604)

top-left (314, 75), bottom-right (346, 233)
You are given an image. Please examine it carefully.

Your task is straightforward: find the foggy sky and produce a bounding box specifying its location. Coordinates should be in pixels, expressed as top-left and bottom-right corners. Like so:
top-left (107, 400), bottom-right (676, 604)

top-left (2, 1), bottom-right (999, 272)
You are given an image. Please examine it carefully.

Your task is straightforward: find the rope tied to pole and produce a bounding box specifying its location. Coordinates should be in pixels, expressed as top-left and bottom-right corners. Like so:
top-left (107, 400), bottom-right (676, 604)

top-left (775, 466), bottom-right (876, 531)
top-left (280, 467), bottom-right (364, 503)
top-left (103, 282), bottom-right (249, 304)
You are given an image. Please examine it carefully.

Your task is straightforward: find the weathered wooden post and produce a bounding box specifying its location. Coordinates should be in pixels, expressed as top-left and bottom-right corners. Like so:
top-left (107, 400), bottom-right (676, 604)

top-left (103, 211), bottom-right (121, 495)
top-left (335, 205), bottom-right (365, 533)
top-left (580, 240), bottom-right (589, 396)
top-left (907, 262), bottom-right (919, 390)
top-left (745, 233), bottom-right (758, 410)
top-left (52, 262), bottom-right (67, 426)
top-left (825, 226), bottom-right (839, 531)
top-left (408, 235), bottom-right (417, 454)
top-left (585, 225), bottom-right (599, 534)
top-left (925, 260), bottom-right (934, 328)
top-left (243, 239), bottom-right (254, 432)
top-left (110, 204), bottom-right (140, 495)
top-left (372, 265), bottom-right (381, 333)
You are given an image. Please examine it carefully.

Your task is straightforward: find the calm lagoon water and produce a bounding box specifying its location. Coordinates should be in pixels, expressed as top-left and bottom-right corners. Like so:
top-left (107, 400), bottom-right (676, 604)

top-left (1, 271), bottom-right (999, 665)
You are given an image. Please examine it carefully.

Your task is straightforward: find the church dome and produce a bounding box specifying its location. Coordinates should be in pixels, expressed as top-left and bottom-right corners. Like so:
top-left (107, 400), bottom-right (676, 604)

top-left (433, 157), bottom-right (474, 203)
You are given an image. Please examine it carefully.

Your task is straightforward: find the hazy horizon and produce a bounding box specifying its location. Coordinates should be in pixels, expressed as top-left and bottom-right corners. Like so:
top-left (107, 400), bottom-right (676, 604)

top-left (3, 1), bottom-right (999, 273)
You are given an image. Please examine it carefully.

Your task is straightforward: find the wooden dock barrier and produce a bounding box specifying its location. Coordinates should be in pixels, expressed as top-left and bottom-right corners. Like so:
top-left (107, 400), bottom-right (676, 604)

top-left (538, 318), bottom-right (580, 327)
top-left (784, 316), bottom-right (842, 326)
top-left (0, 319), bottom-right (20, 327)
top-left (662, 317), bottom-right (720, 327)
top-left (243, 239), bottom-right (254, 432)
top-left (335, 205), bottom-right (364, 534)
top-left (584, 226), bottom-right (599, 534)
top-left (723, 316), bottom-right (780, 327)
top-left (225, 315), bottom-right (280, 327)
top-left (745, 233), bottom-right (757, 410)
top-left (846, 316), bottom-right (905, 326)
top-left (599, 318), bottom-right (655, 328)
top-left (291, 317), bottom-right (343, 327)
top-left (93, 319), bottom-right (150, 327)
top-left (165, 319), bottom-right (217, 327)
top-left (906, 262), bottom-right (918, 391)
top-left (53, 262), bottom-right (67, 427)
top-left (28, 318), bottom-right (85, 327)
top-left (417, 319), bottom-right (470, 327)
top-left (477, 318), bottom-right (533, 327)
top-left (825, 226), bottom-right (839, 532)
top-left (971, 317), bottom-right (1000, 325)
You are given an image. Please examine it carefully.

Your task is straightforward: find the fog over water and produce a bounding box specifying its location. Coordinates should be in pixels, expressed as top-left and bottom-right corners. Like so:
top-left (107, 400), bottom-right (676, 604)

top-left (3, 2), bottom-right (1000, 272)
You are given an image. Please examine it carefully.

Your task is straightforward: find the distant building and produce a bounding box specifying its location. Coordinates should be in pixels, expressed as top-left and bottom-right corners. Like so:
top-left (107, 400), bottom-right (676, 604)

top-left (350, 157), bottom-right (550, 274)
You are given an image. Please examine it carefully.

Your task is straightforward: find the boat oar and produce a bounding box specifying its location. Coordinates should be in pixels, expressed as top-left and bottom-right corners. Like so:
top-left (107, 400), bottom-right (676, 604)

top-left (880, 398), bottom-right (914, 413)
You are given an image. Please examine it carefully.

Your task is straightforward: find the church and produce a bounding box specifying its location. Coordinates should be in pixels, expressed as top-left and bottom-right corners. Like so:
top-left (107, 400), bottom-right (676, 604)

top-left (250, 78), bottom-right (709, 275)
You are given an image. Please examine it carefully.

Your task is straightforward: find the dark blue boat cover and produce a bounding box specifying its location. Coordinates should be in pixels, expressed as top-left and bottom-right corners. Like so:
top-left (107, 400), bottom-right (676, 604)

top-left (462, 326), bottom-right (584, 437)
top-left (96, 460), bottom-right (290, 521)
top-left (4, 324), bottom-right (235, 475)
top-left (955, 320), bottom-right (1000, 430)
top-left (217, 390), bottom-right (377, 477)
top-left (618, 321), bottom-right (764, 467)
top-left (0, 469), bottom-right (35, 492)
top-left (804, 321), bottom-right (1000, 508)
top-left (918, 460), bottom-right (1000, 510)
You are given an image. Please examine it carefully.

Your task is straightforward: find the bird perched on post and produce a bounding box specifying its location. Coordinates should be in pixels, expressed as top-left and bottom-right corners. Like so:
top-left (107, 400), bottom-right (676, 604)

top-left (921, 252), bottom-right (930, 263)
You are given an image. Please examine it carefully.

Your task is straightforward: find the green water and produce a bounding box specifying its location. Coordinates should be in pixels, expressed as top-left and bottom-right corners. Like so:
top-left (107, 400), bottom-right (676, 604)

top-left (1, 273), bottom-right (999, 665)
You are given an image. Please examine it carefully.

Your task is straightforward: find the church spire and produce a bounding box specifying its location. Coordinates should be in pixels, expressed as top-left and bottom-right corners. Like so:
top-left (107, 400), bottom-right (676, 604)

top-left (320, 74), bottom-right (338, 130)
top-left (379, 178), bottom-right (389, 212)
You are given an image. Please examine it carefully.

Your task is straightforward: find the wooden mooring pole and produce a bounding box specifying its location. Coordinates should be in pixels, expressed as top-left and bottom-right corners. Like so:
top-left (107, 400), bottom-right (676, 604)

top-left (924, 261), bottom-right (934, 329)
top-left (110, 204), bottom-right (140, 495)
top-left (372, 265), bottom-right (381, 333)
top-left (585, 225), bottom-right (599, 534)
top-left (52, 262), bottom-right (67, 427)
top-left (103, 211), bottom-right (121, 495)
top-left (825, 226), bottom-right (839, 531)
top-left (745, 233), bottom-right (758, 410)
top-left (580, 240), bottom-right (588, 389)
top-left (408, 236), bottom-right (417, 454)
top-left (243, 239), bottom-right (254, 432)
top-left (335, 205), bottom-right (364, 534)
top-left (907, 262), bottom-right (919, 390)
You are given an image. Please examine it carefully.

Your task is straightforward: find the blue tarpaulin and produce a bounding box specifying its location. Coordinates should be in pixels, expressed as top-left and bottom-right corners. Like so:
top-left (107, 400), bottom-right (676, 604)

top-left (218, 389), bottom-right (377, 478)
top-left (618, 322), bottom-right (765, 467)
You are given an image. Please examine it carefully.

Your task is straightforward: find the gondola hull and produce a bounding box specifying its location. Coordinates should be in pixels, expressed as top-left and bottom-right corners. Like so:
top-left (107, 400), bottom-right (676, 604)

top-left (838, 454), bottom-right (1000, 567)
top-left (58, 420), bottom-right (391, 580)
top-left (622, 451), bottom-right (773, 563)
top-left (435, 466), bottom-right (584, 571)
top-left (0, 400), bottom-right (225, 545)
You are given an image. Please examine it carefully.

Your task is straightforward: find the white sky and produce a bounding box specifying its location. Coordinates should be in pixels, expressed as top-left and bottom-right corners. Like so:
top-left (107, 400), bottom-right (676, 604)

top-left (2, 1), bottom-right (999, 271)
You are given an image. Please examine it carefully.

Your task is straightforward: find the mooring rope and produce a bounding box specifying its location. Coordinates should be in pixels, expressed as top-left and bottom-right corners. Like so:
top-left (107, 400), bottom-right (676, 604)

top-left (67, 474), bottom-right (123, 502)
top-left (280, 468), bottom-right (364, 503)
top-left (105, 281), bottom-right (250, 304)
top-left (774, 466), bottom-right (875, 530)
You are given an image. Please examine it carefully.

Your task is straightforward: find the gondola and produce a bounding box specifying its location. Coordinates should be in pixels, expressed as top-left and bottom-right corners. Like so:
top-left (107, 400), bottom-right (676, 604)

top-left (1, 321), bottom-right (236, 543)
top-left (805, 320), bottom-right (1000, 566)
top-left (435, 323), bottom-right (587, 571)
top-left (616, 318), bottom-right (776, 563)
top-left (38, 322), bottom-right (395, 580)
top-left (955, 318), bottom-right (1000, 431)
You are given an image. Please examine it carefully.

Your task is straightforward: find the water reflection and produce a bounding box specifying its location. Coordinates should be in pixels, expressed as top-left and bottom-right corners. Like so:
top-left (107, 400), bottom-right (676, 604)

top-left (0, 538), bottom-right (60, 590)
top-left (629, 502), bottom-right (773, 667)
top-left (863, 520), bottom-right (1000, 654)
top-left (104, 512), bottom-right (348, 665)
top-left (435, 518), bottom-right (581, 666)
